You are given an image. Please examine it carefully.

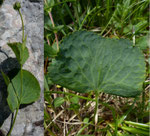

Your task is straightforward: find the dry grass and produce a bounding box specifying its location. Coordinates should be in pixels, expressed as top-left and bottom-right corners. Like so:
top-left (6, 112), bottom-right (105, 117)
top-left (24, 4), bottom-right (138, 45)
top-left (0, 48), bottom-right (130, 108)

top-left (44, 86), bottom-right (149, 136)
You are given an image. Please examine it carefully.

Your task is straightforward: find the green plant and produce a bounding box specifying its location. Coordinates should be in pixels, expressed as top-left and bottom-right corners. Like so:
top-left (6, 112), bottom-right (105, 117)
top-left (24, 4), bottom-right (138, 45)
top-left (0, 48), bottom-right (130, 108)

top-left (0, 2), bottom-right (40, 136)
top-left (47, 30), bottom-right (146, 133)
top-left (44, 0), bottom-right (149, 135)
top-left (48, 31), bottom-right (145, 97)
top-left (121, 121), bottom-right (149, 135)
top-left (44, 0), bottom-right (149, 42)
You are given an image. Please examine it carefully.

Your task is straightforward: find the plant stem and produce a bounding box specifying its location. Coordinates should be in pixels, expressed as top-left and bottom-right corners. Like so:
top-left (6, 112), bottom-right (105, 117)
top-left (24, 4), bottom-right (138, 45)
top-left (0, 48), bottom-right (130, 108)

top-left (44, 0), bottom-right (59, 51)
top-left (18, 9), bottom-right (24, 42)
top-left (64, 3), bottom-right (77, 26)
top-left (115, 97), bottom-right (138, 135)
top-left (80, 7), bottom-right (98, 30)
top-left (7, 108), bottom-right (19, 136)
top-left (48, 12), bottom-right (59, 50)
top-left (94, 91), bottom-right (99, 126)
top-left (20, 65), bottom-right (23, 103)
top-left (141, 89), bottom-right (145, 117)
top-left (6, 8), bottom-right (25, 136)
top-left (73, 1), bottom-right (81, 28)
top-left (7, 7), bottom-right (25, 136)
top-left (18, 10), bottom-right (24, 103)
top-left (73, 109), bottom-right (82, 123)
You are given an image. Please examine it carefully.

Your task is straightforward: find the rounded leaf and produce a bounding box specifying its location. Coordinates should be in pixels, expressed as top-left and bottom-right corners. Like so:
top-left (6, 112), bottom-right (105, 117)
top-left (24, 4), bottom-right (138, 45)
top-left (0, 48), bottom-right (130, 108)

top-left (7, 70), bottom-right (41, 112)
top-left (48, 31), bottom-right (145, 97)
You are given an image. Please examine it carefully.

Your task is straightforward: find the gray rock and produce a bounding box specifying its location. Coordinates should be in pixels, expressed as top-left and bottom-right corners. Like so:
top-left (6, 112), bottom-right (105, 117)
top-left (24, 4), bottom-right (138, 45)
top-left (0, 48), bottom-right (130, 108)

top-left (0, 0), bottom-right (44, 136)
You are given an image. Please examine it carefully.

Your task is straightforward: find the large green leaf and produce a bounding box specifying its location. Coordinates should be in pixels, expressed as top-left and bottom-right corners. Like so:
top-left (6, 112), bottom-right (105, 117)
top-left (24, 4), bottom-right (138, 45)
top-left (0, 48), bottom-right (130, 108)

top-left (7, 42), bottom-right (29, 65)
top-left (48, 31), bottom-right (145, 97)
top-left (7, 70), bottom-right (41, 112)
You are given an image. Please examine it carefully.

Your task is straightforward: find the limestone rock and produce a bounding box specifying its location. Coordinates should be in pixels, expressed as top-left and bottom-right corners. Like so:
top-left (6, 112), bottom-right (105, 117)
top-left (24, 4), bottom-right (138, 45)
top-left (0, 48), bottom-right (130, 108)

top-left (0, 0), bottom-right (44, 135)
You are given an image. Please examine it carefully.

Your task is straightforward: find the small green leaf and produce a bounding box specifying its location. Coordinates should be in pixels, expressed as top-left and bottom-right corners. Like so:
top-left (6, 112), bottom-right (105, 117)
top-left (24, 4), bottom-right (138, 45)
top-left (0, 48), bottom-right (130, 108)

top-left (70, 103), bottom-right (80, 110)
top-left (7, 70), bottom-right (41, 112)
top-left (48, 31), bottom-right (145, 97)
top-left (53, 97), bottom-right (65, 108)
top-left (136, 35), bottom-right (149, 50)
top-left (1, 70), bottom-right (10, 86)
top-left (44, 75), bottom-right (49, 91)
top-left (8, 42), bottom-right (29, 65)
top-left (44, 43), bottom-right (58, 59)
top-left (70, 96), bottom-right (79, 104)
top-left (83, 118), bottom-right (89, 124)
top-left (134, 20), bottom-right (148, 34)
top-left (45, 24), bottom-right (64, 33)
top-left (106, 130), bottom-right (113, 136)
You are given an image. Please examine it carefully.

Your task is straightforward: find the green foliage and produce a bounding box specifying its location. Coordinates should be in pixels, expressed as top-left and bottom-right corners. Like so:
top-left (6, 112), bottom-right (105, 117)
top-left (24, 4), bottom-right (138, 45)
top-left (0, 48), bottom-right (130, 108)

top-left (7, 70), bottom-right (41, 112)
top-left (44, 0), bottom-right (149, 44)
top-left (69, 103), bottom-right (80, 111)
top-left (1, 70), bottom-right (10, 86)
top-left (44, 0), bottom-right (149, 135)
top-left (48, 31), bottom-right (145, 97)
top-left (136, 35), bottom-right (149, 50)
top-left (124, 121), bottom-right (149, 130)
top-left (53, 97), bottom-right (65, 108)
top-left (8, 42), bottom-right (29, 65)
top-left (44, 43), bottom-right (57, 59)
top-left (0, 2), bottom-right (40, 135)
top-left (70, 96), bottom-right (79, 104)
top-left (121, 122), bottom-right (149, 135)
top-left (110, 0), bottom-right (149, 35)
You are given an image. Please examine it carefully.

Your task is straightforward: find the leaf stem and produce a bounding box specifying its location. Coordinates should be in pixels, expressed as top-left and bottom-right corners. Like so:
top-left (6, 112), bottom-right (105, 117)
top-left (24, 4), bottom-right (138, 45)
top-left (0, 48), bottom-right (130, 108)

top-left (7, 108), bottom-right (19, 136)
top-left (18, 10), bottom-right (24, 104)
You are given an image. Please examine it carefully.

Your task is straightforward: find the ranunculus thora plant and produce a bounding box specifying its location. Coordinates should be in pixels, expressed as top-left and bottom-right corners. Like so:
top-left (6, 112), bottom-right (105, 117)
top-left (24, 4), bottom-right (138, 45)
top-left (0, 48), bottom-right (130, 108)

top-left (48, 31), bottom-right (146, 125)
top-left (1, 2), bottom-right (41, 136)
